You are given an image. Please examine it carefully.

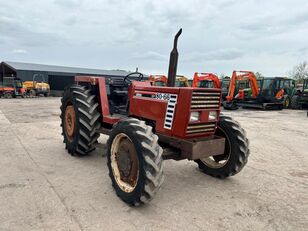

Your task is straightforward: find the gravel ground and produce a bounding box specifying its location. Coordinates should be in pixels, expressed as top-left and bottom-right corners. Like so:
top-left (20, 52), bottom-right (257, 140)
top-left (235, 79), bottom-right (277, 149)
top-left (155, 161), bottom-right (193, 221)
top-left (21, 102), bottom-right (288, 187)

top-left (0, 97), bottom-right (307, 231)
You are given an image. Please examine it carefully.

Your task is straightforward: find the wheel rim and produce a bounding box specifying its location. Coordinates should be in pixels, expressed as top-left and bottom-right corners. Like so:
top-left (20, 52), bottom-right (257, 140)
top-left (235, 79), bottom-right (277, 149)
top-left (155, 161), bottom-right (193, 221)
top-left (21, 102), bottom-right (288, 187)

top-left (285, 98), bottom-right (290, 107)
top-left (64, 105), bottom-right (76, 141)
top-left (111, 133), bottom-right (139, 193)
top-left (200, 126), bottom-right (231, 168)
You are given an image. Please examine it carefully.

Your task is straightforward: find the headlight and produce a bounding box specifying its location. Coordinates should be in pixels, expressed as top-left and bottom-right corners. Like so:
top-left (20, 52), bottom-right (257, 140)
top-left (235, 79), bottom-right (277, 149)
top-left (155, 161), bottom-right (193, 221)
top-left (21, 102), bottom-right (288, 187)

top-left (190, 112), bottom-right (200, 122)
top-left (209, 111), bottom-right (217, 120)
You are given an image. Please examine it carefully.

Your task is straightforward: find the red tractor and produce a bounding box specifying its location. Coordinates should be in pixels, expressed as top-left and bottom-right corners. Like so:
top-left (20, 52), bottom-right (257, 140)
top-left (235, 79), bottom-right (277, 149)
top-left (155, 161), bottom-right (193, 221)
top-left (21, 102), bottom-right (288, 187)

top-left (192, 72), bottom-right (221, 88)
top-left (60, 29), bottom-right (249, 205)
top-left (0, 77), bottom-right (26, 98)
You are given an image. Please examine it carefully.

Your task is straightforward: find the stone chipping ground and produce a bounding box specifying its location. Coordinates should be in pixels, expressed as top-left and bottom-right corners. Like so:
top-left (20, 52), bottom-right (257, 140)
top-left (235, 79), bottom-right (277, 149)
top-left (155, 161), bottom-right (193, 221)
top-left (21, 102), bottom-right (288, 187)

top-left (0, 97), bottom-right (307, 231)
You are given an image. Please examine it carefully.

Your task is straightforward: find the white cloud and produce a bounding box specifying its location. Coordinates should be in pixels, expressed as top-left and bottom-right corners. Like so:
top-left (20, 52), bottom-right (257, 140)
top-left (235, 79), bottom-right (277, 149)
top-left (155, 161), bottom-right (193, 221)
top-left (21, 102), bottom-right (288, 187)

top-left (0, 0), bottom-right (307, 76)
top-left (12, 49), bottom-right (27, 54)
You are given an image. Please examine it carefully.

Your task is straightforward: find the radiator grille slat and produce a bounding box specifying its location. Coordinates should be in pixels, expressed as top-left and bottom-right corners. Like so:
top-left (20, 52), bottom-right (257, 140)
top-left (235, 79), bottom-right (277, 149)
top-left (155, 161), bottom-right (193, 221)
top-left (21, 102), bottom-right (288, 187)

top-left (191, 91), bottom-right (221, 110)
top-left (186, 122), bottom-right (216, 134)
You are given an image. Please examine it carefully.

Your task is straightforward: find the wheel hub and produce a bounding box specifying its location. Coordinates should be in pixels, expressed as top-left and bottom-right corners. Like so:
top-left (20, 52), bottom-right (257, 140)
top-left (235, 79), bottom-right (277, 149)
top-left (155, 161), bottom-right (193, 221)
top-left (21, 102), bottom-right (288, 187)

top-left (201, 126), bottom-right (231, 168)
top-left (64, 105), bottom-right (76, 140)
top-left (111, 133), bottom-right (139, 193)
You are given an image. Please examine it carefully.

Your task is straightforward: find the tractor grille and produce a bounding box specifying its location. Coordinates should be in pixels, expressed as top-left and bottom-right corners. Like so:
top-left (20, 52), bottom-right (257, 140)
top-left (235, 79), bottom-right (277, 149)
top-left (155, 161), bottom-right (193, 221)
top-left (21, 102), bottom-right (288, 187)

top-left (191, 91), bottom-right (220, 109)
top-left (186, 122), bottom-right (216, 134)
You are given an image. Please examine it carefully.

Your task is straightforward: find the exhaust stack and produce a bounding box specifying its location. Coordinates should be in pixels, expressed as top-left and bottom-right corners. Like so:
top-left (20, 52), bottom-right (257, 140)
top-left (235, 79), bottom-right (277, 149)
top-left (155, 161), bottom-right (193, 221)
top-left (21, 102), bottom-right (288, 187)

top-left (167, 28), bottom-right (182, 87)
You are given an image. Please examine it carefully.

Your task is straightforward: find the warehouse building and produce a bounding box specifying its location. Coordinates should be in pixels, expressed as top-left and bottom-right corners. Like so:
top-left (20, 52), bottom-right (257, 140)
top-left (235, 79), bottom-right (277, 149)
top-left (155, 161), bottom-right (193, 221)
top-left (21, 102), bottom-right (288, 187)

top-left (0, 61), bottom-right (132, 96)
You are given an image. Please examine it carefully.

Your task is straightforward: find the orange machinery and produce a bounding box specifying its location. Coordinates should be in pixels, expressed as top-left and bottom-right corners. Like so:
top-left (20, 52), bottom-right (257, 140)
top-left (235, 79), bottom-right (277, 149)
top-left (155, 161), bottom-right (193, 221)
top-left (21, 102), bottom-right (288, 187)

top-left (148, 75), bottom-right (168, 86)
top-left (224, 71), bottom-right (285, 110)
top-left (226, 71), bottom-right (259, 102)
top-left (192, 72), bottom-right (221, 88)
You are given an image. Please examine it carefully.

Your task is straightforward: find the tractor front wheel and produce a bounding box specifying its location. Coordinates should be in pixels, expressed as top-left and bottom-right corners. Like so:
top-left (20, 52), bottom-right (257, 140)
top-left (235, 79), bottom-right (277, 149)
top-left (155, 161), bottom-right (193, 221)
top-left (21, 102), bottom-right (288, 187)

top-left (60, 85), bottom-right (101, 155)
top-left (283, 96), bottom-right (291, 108)
top-left (195, 115), bottom-right (249, 178)
top-left (107, 118), bottom-right (164, 206)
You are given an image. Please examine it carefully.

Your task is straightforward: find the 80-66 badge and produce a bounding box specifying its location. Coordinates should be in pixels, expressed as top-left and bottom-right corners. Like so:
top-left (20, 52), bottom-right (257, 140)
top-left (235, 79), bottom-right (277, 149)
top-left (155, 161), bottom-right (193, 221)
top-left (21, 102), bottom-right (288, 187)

top-left (153, 93), bottom-right (171, 101)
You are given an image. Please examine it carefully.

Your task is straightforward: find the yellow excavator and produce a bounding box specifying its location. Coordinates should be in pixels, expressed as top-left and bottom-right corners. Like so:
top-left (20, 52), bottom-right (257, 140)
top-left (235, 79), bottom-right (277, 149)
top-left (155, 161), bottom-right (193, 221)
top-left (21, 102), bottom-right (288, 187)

top-left (175, 75), bottom-right (190, 87)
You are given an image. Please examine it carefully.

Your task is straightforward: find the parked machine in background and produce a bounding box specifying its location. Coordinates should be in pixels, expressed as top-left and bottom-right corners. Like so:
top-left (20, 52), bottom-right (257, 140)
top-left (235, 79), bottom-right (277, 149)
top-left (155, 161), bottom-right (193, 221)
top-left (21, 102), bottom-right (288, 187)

top-left (220, 77), bottom-right (231, 100)
top-left (257, 77), bottom-right (295, 109)
top-left (223, 71), bottom-right (261, 110)
top-left (192, 72), bottom-right (221, 88)
top-left (279, 78), bottom-right (296, 108)
top-left (175, 75), bottom-right (190, 87)
top-left (148, 75), bottom-right (168, 86)
top-left (291, 78), bottom-right (308, 109)
top-left (23, 74), bottom-right (50, 97)
top-left (0, 77), bottom-right (26, 98)
top-left (60, 29), bottom-right (249, 205)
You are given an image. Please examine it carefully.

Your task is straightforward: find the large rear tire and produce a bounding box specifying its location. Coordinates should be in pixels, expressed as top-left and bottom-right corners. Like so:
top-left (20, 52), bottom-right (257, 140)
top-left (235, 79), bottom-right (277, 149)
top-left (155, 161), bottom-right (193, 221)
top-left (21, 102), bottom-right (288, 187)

top-left (291, 95), bottom-right (300, 109)
top-left (107, 118), bottom-right (164, 206)
top-left (195, 115), bottom-right (249, 178)
top-left (60, 85), bottom-right (101, 155)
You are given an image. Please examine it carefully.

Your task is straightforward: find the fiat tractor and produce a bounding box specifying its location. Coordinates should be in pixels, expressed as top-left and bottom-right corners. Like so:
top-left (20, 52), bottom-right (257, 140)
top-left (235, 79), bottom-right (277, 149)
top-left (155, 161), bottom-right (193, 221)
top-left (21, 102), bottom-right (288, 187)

top-left (60, 29), bottom-right (250, 205)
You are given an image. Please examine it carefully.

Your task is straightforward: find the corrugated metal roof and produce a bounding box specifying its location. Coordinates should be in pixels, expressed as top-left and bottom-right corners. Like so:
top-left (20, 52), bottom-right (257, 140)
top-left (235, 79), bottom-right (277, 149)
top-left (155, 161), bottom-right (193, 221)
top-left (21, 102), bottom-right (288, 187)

top-left (2, 61), bottom-right (131, 76)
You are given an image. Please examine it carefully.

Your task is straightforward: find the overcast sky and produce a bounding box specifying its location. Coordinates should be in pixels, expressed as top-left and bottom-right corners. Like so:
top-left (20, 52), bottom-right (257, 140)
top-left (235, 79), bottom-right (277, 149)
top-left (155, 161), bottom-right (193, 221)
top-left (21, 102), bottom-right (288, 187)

top-left (0, 0), bottom-right (307, 77)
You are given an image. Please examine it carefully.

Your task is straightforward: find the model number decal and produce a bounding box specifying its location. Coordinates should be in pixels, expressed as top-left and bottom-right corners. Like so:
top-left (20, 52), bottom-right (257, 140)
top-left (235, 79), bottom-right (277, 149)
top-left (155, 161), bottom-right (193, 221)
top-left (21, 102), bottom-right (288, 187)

top-left (153, 93), bottom-right (171, 101)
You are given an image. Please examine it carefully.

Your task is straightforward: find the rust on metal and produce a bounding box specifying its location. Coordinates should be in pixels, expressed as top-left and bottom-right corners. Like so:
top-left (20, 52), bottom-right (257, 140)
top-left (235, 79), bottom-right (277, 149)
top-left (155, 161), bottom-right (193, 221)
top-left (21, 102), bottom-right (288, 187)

top-left (158, 134), bottom-right (225, 160)
top-left (64, 105), bottom-right (76, 141)
top-left (110, 133), bottom-right (139, 193)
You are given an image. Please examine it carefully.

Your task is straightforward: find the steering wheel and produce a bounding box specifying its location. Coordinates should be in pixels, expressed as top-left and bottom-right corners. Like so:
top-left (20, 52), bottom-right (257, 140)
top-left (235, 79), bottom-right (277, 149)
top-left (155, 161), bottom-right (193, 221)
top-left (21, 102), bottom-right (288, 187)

top-left (123, 71), bottom-right (144, 86)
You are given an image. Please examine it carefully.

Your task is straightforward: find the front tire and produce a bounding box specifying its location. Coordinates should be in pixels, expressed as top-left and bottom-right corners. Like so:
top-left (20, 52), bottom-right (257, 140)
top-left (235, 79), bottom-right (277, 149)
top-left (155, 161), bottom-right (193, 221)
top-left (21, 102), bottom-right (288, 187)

top-left (195, 115), bottom-right (249, 178)
top-left (291, 95), bottom-right (300, 109)
top-left (60, 85), bottom-right (101, 155)
top-left (107, 118), bottom-right (164, 206)
top-left (283, 96), bottom-right (291, 108)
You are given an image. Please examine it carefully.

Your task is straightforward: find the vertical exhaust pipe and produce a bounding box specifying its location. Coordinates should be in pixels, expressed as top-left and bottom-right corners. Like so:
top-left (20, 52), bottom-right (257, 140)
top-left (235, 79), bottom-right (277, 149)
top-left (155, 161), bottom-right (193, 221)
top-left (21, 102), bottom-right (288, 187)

top-left (167, 28), bottom-right (182, 87)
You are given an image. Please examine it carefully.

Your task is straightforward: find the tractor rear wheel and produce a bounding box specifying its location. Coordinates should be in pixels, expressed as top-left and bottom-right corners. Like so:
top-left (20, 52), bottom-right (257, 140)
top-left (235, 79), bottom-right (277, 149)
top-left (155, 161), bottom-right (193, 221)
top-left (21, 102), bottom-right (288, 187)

top-left (195, 115), bottom-right (249, 178)
top-left (291, 95), bottom-right (300, 109)
top-left (60, 85), bottom-right (101, 155)
top-left (107, 118), bottom-right (164, 206)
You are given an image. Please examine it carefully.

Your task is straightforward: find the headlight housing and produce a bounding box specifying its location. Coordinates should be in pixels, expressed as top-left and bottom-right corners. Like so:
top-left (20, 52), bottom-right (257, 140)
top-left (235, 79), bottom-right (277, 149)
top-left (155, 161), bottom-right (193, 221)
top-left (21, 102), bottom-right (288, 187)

top-left (190, 111), bottom-right (200, 122)
top-left (209, 111), bottom-right (218, 120)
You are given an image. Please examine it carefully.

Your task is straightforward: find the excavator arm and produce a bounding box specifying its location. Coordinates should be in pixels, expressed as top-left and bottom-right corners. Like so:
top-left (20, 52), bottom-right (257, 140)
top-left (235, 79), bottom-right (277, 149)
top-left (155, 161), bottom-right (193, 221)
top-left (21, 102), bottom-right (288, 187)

top-left (193, 72), bottom-right (221, 88)
top-left (226, 71), bottom-right (259, 102)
